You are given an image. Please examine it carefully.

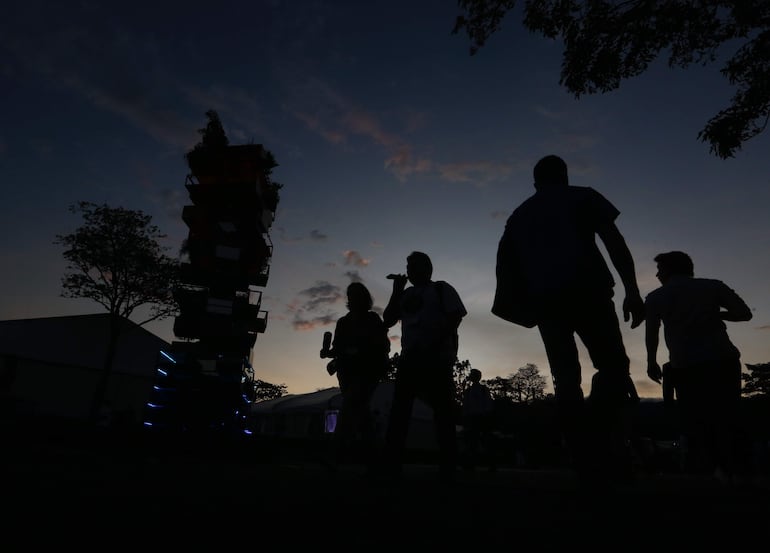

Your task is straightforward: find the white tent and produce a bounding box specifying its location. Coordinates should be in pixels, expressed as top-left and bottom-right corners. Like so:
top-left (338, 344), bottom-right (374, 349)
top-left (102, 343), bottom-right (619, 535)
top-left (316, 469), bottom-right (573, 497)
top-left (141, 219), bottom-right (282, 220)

top-left (0, 313), bottom-right (170, 423)
top-left (250, 381), bottom-right (438, 450)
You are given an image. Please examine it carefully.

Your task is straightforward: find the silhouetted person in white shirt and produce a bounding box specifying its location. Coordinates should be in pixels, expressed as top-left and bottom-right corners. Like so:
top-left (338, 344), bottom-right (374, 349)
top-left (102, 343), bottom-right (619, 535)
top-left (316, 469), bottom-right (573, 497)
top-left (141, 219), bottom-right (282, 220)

top-left (382, 251), bottom-right (467, 485)
top-left (645, 250), bottom-right (752, 482)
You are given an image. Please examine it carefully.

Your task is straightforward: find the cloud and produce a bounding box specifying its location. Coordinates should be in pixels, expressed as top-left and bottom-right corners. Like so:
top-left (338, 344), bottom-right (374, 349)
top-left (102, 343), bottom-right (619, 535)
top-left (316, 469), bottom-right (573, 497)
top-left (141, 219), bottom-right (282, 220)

top-left (436, 161), bottom-right (513, 186)
top-left (297, 281), bottom-right (343, 311)
top-left (1, 3), bottom-right (281, 155)
top-left (1, 4), bottom-right (199, 151)
top-left (384, 147), bottom-right (433, 181)
top-left (275, 227), bottom-right (329, 244)
top-left (291, 313), bottom-right (337, 331)
top-left (343, 270), bottom-right (363, 283)
top-left (291, 110), bottom-right (347, 144)
top-left (275, 227), bottom-right (303, 244)
top-left (285, 78), bottom-right (437, 182)
top-left (180, 83), bottom-right (277, 147)
top-left (155, 187), bottom-right (188, 220)
top-left (343, 250), bottom-right (370, 267)
top-left (287, 77), bottom-right (522, 186)
top-left (534, 105), bottom-right (563, 120)
top-left (288, 280), bottom-right (344, 331)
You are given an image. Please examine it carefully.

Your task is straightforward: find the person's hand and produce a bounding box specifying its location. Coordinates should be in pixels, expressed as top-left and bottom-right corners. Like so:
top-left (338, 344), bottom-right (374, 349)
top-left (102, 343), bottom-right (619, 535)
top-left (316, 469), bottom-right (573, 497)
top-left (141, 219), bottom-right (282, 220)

top-left (387, 273), bottom-right (408, 291)
top-left (623, 293), bottom-right (645, 329)
top-left (647, 361), bottom-right (662, 384)
top-left (320, 348), bottom-right (331, 359)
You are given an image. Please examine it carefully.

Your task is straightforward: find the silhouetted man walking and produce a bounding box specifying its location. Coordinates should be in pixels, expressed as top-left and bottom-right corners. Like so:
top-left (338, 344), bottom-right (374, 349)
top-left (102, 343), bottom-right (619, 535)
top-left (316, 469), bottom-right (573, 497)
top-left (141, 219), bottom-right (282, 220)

top-left (645, 250), bottom-right (752, 482)
top-left (492, 154), bottom-right (644, 483)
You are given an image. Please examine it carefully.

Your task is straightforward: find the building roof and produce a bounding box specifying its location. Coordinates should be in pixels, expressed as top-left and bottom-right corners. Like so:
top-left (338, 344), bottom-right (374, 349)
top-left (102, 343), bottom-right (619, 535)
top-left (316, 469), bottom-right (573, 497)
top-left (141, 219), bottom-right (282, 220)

top-left (0, 313), bottom-right (171, 377)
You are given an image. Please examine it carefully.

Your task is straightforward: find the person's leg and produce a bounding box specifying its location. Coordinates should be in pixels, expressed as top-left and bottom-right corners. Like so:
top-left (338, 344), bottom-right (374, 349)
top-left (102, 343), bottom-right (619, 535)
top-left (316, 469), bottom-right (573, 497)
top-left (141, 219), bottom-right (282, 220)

top-left (538, 316), bottom-right (586, 471)
top-left (709, 358), bottom-right (746, 480)
top-left (353, 377), bottom-right (380, 469)
top-left (578, 295), bottom-right (631, 397)
top-left (383, 362), bottom-right (417, 479)
top-left (577, 296), bottom-right (637, 480)
top-left (420, 360), bottom-right (458, 482)
top-left (463, 419), bottom-right (481, 470)
top-left (476, 416), bottom-right (497, 471)
top-left (675, 366), bottom-right (710, 474)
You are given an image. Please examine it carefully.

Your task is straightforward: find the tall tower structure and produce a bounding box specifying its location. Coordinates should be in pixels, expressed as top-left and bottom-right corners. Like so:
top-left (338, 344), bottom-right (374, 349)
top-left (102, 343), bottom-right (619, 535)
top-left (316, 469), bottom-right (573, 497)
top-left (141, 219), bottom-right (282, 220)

top-left (144, 138), bottom-right (280, 436)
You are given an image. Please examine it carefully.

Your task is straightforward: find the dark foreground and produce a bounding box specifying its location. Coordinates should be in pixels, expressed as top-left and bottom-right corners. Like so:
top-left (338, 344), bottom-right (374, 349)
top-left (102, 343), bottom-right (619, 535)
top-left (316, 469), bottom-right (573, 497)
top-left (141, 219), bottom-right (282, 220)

top-left (4, 427), bottom-right (770, 551)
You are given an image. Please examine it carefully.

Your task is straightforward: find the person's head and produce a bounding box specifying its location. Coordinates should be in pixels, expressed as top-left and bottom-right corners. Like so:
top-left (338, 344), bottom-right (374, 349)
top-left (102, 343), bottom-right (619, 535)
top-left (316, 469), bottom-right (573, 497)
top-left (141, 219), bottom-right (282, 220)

top-left (406, 251), bottom-right (433, 285)
top-left (346, 281), bottom-right (374, 313)
top-left (468, 368), bottom-right (482, 383)
top-left (654, 251), bottom-right (694, 284)
top-left (533, 155), bottom-right (568, 190)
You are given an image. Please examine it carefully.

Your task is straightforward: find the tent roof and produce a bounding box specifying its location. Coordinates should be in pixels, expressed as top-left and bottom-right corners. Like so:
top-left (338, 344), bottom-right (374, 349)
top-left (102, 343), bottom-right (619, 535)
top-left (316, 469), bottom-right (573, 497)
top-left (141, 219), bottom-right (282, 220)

top-left (251, 381), bottom-right (433, 420)
top-left (0, 313), bottom-right (171, 377)
top-left (251, 387), bottom-right (342, 413)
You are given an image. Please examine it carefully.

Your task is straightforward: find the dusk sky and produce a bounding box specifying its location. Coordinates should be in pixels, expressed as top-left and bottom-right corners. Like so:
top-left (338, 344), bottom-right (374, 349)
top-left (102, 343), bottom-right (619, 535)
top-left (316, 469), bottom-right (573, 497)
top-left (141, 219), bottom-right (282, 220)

top-left (2, 0), bottom-right (769, 399)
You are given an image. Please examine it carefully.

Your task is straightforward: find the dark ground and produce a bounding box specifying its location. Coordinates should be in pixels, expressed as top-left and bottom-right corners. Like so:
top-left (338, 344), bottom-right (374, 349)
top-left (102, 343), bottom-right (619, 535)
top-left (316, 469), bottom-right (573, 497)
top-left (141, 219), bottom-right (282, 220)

top-left (3, 424), bottom-right (770, 551)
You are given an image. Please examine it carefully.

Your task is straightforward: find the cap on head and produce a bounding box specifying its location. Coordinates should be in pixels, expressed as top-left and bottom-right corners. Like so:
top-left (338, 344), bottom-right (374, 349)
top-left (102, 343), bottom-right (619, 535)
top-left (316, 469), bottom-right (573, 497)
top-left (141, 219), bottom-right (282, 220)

top-left (533, 155), bottom-right (568, 188)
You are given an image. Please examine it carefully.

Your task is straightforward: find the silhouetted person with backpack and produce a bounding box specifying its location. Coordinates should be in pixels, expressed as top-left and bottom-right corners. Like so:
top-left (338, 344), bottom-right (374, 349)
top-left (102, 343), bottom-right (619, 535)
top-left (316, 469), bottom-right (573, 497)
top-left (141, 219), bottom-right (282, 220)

top-left (381, 251), bottom-right (467, 485)
top-left (320, 282), bottom-right (390, 471)
top-left (492, 154), bottom-right (644, 485)
top-left (645, 251), bottom-right (752, 483)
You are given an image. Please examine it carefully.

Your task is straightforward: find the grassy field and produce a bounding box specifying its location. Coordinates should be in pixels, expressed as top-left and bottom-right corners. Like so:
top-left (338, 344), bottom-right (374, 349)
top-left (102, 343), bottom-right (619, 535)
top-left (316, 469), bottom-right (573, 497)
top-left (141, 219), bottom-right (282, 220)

top-left (3, 421), bottom-right (770, 550)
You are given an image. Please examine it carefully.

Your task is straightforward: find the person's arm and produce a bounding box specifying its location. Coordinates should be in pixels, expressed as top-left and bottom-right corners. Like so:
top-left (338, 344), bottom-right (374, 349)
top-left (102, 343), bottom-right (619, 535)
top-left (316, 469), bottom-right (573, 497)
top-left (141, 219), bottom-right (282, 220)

top-left (383, 274), bottom-right (408, 328)
top-left (645, 310), bottom-right (663, 384)
top-left (447, 313), bottom-right (463, 332)
top-left (597, 221), bottom-right (645, 328)
top-left (321, 321), bottom-right (343, 359)
top-left (718, 282), bottom-right (753, 322)
top-left (440, 281), bottom-right (467, 330)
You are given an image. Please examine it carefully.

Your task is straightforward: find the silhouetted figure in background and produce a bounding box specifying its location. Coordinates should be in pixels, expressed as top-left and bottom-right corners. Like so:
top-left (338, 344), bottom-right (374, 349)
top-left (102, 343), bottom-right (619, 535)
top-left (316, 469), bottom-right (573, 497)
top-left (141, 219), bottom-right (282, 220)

top-left (461, 368), bottom-right (497, 472)
top-left (382, 251), bottom-right (467, 484)
top-left (321, 282), bottom-right (390, 471)
top-left (492, 154), bottom-right (645, 484)
top-left (645, 251), bottom-right (753, 483)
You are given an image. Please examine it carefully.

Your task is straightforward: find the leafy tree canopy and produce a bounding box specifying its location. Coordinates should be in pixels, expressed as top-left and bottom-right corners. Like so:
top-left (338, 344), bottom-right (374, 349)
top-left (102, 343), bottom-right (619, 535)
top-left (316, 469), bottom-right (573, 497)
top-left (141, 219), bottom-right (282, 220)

top-left (54, 201), bottom-right (180, 325)
top-left (253, 379), bottom-right (289, 401)
top-left (55, 201), bottom-right (180, 421)
top-left (510, 362), bottom-right (548, 403)
top-left (743, 362), bottom-right (770, 397)
top-left (451, 359), bottom-right (548, 404)
top-left (453, 0), bottom-right (770, 158)
top-left (189, 109), bottom-right (229, 152)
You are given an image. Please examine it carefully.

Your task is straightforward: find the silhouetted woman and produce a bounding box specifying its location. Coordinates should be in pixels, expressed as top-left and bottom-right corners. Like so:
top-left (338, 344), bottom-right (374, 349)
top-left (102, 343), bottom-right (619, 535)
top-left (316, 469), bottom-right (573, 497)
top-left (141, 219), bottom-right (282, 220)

top-left (321, 282), bottom-right (390, 469)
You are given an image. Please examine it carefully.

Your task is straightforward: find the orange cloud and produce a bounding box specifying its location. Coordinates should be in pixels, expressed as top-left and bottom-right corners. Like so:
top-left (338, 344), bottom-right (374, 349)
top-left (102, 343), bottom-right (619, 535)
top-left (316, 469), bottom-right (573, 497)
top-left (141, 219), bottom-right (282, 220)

top-left (343, 250), bottom-right (370, 267)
